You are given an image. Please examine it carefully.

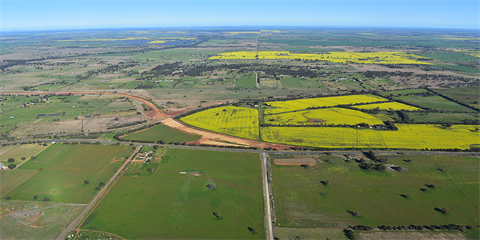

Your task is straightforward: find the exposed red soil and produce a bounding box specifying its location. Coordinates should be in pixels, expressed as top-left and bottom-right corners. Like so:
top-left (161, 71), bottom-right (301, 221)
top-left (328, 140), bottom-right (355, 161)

top-left (162, 118), bottom-right (295, 149)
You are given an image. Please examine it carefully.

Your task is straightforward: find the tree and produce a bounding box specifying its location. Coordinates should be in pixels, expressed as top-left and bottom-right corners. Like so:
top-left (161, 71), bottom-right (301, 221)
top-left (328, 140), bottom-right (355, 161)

top-left (21, 157), bottom-right (26, 160)
top-left (42, 197), bottom-right (49, 202)
top-left (99, 182), bottom-right (105, 187)
top-left (8, 164), bottom-right (17, 169)
top-left (7, 158), bottom-right (15, 162)
top-left (95, 187), bottom-right (100, 191)
top-left (84, 180), bottom-right (89, 185)
top-left (248, 227), bottom-right (258, 234)
top-left (5, 196), bottom-right (11, 200)
top-left (31, 156), bottom-right (37, 160)
top-left (33, 195), bottom-right (38, 200)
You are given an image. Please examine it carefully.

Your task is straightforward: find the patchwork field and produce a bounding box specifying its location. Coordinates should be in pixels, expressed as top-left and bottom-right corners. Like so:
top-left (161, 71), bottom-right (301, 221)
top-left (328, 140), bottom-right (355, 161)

top-left (264, 94), bottom-right (388, 114)
top-left (181, 106), bottom-right (259, 140)
top-left (4, 144), bottom-right (132, 203)
top-left (271, 154), bottom-right (479, 238)
top-left (264, 108), bottom-right (384, 126)
top-left (80, 148), bottom-right (264, 239)
top-left (261, 124), bottom-right (480, 150)
top-left (210, 51), bottom-right (433, 64)
top-left (120, 124), bottom-right (201, 143)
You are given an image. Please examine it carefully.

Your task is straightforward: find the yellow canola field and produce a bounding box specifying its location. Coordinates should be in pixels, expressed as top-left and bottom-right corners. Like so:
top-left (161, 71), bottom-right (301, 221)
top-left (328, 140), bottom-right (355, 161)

top-left (261, 124), bottom-right (480, 150)
top-left (353, 102), bottom-right (421, 111)
top-left (210, 51), bottom-right (432, 64)
top-left (181, 106), bottom-right (259, 140)
top-left (264, 108), bottom-right (384, 126)
top-left (264, 94), bottom-right (388, 114)
top-left (148, 40), bottom-right (168, 43)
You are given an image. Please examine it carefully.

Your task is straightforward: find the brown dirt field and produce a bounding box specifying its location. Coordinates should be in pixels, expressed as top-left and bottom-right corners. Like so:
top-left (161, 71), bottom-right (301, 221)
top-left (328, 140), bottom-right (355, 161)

top-left (162, 118), bottom-right (295, 149)
top-left (274, 158), bottom-right (317, 165)
top-left (11, 120), bottom-right (82, 137)
top-left (358, 231), bottom-right (468, 240)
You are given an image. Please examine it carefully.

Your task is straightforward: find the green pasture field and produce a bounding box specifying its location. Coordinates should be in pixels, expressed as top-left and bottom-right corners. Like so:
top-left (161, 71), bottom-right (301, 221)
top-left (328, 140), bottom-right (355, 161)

top-left (407, 112), bottom-right (480, 123)
top-left (276, 227), bottom-right (348, 240)
top-left (236, 75), bottom-right (257, 88)
top-left (379, 88), bottom-right (428, 96)
top-left (120, 124), bottom-right (201, 143)
top-left (81, 148), bottom-right (265, 239)
top-left (4, 144), bottom-right (132, 203)
top-left (433, 87), bottom-right (480, 109)
top-left (280, 77), bottom-right (320, 88)
top-left (0, 200), bottom-right (84, 240)
top-left (0, 169), bottom-right (39, 198)
top-left (0, 143), bottom-right (49, 165)
top-left (281, 47), bottom-right (329, 52)
top-left (271, 154), bottom-right (479, 230)
top-left (419, 51), bottom-right (479, 63)
top-left (395, 95), bottom-right (474, 112)
top-left (432, 63), bottom-right (479, 74)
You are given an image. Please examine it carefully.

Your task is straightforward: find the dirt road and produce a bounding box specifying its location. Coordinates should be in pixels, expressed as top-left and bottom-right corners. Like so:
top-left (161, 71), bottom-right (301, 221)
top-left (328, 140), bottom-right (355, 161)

top-left (261, 152), bottom-right (274, 240)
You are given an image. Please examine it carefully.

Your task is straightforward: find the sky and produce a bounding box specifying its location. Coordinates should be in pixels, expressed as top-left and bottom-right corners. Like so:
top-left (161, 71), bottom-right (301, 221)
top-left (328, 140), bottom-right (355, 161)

top-left (1, 0), bottom-right (479, 31)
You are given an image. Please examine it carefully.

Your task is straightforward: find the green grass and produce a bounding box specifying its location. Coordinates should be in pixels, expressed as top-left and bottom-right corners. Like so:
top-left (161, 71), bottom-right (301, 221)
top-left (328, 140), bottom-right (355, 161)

top-left (407, 112), bottom-right (480, 123)
top-left (236, 75), bottom-right (257, 88)
top-left (395, 95), bottom-right (474, 112)
top-left (433, 87), bottom-right (480, 110)
top-left (120, 124), bottom-right (201, 143)
top-left (432, 63), bottom-right (479, 74)
top-left (271, 154), bottom-right (479, 228)
top-left (0, 169), bottom-right (39, 198)
top-left (5, 144), bottom-right (132, 203)
top-left (117, 81), bottom-right (140, 89)
top-left (81, 148), bottom-right (265, 239)
top-left (276, 227), bottom-right (349, 240)
top-left (379, 88), bottom-right (428, 97)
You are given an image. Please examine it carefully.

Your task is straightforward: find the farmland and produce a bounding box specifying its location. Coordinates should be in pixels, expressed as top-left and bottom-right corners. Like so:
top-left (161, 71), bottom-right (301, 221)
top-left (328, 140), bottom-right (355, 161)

top-left (181, 106), bottom-right (259, 140)
top-left (264, 94), bottom-right (388, 114)
top-left (261, 124), bottom-right (479, 150)
top-left (4, 144), bottom-right (132, 203)
top-left (264, 108), bottom-right (384, 126)
top-left (120, 124), bottom-right (201, 143)
top-left (210, 51), bottom-right (433, 65)
top-left (80, 148), bottom-right (264, 239)
top-left (353, 102), bottom-right (421, 111)
top-left (271, 154), bottom-right (479, 237)
top-left (394, 95), bottom-right (475, 112)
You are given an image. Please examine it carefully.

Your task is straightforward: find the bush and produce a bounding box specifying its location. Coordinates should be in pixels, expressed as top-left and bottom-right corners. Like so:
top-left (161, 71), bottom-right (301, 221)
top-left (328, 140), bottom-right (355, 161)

top-left (95, 187), bottom-right (100, 191)
top-left (343, 229), bottom-right (356, 239)
top-left (84, 180), bottom-right (89, 185)
top-left (99, 182), bottom-right (105, 187)
top-left (5, 196), bottom-right (11, 200)
top-left (42, 197), bottom-right (49, 202)
top-left (31, 156), bottom-right (36, 160)
top-left (7, 164), bottom-right (17, 169)
top-left (7, 158), bottom-right (14, 162)
top-left (21, 157), bottom-right (26, 160)
top-left (33, 195), bottom-right (38, 200)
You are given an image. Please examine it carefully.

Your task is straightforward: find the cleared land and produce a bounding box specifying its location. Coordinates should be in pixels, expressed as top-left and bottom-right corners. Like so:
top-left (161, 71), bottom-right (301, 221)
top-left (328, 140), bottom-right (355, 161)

top-left (120, 124), bottom-right (201, 143)
top-left (271, 154), bottom-right (479, 231)
top-left (81, 148), bottom-right (265, 239)
top-left (5, 144), bottom-right (132, 203)
top-left (261, 124), bottom-right (480, 150)
top-left (181, 106), bottom-right (259, 140)
top-left (0, 200), bottom-right (84, 240)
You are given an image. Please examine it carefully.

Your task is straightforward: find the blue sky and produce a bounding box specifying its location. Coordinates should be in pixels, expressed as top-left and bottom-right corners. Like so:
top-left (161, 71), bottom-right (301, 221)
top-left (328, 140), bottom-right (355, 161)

top-left (1, 0), bottom-right (479, 31)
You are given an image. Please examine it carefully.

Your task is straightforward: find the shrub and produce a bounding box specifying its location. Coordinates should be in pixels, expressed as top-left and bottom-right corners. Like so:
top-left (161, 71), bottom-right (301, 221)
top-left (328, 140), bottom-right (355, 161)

top-left (7, 164), bottom-right (17, 169)
top-left (7, 158), bottom-right (15, 162)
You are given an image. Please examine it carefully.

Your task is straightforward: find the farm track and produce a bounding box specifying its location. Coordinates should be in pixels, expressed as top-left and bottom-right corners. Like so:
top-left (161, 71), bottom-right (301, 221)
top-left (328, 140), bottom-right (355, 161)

top-left (56, 146), bottom-right (141, 240)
